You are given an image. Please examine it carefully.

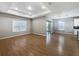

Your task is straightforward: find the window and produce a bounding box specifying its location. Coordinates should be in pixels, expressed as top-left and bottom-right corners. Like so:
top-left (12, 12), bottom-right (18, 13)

top-left (12, 20), bottom-right (26, 32)
top-left (74, 18), bottom-right (79, 26)
top-left (58, 21), bottom-right (64, 30)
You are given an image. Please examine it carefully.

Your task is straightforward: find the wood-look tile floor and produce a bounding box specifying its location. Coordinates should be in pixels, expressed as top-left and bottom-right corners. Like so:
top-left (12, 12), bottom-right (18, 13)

top-left (0, 34), bottom-right (79, 56)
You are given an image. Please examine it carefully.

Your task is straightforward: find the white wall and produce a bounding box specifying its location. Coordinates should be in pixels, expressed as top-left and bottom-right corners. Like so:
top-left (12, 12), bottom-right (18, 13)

top-left (32, 17), bottom-right (46, 36)
top-left (0, 13), bottom-right (47, 39)
top-left (0, 13), bottom-right (31, 38)
top-left (53, 17), bottom-right (74, 34)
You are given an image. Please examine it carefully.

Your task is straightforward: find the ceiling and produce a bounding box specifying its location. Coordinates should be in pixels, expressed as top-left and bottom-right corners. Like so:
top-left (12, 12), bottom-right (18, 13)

top-left (0, 2), bottom-right (51, 18)
top-left (45, 2), bottom-right (79, 19)
top-left (0, 2), bottom-right (79, 19)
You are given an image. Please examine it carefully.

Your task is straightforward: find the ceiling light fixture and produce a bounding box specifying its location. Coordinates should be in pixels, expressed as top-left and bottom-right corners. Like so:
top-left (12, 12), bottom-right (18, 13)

top-left (14, 8), bottom-right (18, 10)
top-left (40, 3), bottom-right (47, 9)
top-left (28, 5), bottom-right (32, 11)
top-left (42, 5), bottom-right (47, 9)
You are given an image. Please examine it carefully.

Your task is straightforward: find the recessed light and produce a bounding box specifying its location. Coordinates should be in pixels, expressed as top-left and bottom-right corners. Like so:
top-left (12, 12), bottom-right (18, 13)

top-left (42, 5), bottom-right (47, 9)
top-left (14, 8), bottom-right (18, 10)
top-left (28, 5), bottom-right (32, 11)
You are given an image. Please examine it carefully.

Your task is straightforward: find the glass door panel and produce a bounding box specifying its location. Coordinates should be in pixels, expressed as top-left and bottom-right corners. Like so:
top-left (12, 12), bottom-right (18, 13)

top-left (46, 20), bottom-right (53, 46)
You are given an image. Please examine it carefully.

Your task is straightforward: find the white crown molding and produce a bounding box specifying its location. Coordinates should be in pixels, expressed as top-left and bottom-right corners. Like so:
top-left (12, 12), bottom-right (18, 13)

top-left (32, 10), bottom-right (51, 18)
top-left (2, 9), bottom-right (51, 18)
top-left (7, 9), bottom-right (31, 18)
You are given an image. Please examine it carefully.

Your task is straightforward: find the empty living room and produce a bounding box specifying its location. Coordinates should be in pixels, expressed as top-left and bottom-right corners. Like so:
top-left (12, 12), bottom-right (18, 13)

top-left (0, 1), bottom-right (79, 57)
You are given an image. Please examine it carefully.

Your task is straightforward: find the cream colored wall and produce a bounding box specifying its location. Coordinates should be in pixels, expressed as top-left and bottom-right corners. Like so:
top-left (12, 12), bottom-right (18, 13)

top-left (32, 17), bottom-right (46, 36)
top-left (0, 13), bottom-right (31, 38)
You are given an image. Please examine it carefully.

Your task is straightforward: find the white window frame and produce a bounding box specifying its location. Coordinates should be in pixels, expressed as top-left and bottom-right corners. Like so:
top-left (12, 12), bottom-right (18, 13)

top-left (12, 20), bottom-right (26, 32)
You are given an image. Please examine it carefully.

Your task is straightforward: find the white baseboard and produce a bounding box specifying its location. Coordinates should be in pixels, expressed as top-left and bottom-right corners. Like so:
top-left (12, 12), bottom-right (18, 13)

top-left (0, 33), bottom-right (46, 40)
top-left (32, 33), bottom-right (46, 36)
top-left (0, 33), bottom-right (31, 40)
